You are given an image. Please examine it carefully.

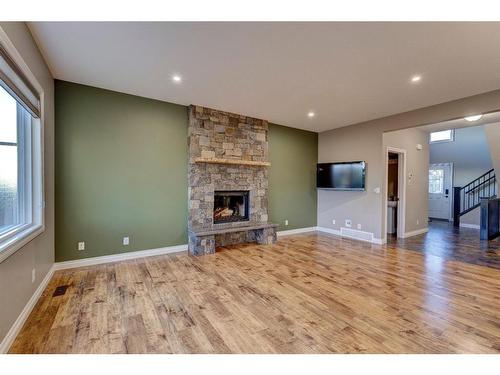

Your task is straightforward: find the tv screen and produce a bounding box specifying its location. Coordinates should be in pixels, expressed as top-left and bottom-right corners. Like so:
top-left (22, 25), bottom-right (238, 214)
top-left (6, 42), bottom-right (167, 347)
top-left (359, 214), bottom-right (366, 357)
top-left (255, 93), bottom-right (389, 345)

top-left (317, 161), bottom-right (366, 190)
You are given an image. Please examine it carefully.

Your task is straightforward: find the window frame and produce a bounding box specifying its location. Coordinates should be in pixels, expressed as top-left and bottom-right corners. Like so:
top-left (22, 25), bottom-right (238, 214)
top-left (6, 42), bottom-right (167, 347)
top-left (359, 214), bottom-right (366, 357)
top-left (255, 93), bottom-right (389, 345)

top-left (428, 168), bottom-right (445, 194)
top-left (429, 129), bottom-right (455, 144)
top-left (0, 29), bottom-right (44, 263)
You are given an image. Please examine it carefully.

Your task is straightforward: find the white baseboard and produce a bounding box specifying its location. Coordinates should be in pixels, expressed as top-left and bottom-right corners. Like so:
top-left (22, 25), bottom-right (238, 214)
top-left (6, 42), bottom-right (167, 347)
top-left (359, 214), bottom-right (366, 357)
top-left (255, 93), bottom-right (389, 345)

top-left (53, 244), bottom-right (188, 271)
top-left (316, 226), bottom-right (341, 236)
top-left (372, 237), bottom-right (386, 245)
top-left (0, 264), bottom-right (55, 354)
top-left (460, 223), bottom-right (480, 229)
top-left (316, 226), bottom-right (384, 245)
top-left (340, 227), bottom-right (374, 243)
top-left (276, 227), bottom-right (317, 237)
top-left (403, 227), bottom-right (429, 238)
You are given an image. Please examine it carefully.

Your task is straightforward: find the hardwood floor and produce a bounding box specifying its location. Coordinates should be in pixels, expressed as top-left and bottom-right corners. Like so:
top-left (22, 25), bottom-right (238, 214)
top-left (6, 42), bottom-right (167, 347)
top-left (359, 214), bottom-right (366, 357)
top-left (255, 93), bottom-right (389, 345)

top-left (387, 221), bottom-right (500, 269)
top-left (9, 232), bottom-right (500, 354)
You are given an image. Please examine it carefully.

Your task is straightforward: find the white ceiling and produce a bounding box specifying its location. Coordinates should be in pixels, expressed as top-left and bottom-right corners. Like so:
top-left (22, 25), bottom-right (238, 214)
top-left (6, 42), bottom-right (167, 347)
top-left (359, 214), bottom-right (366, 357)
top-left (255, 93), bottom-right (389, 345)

top-left (419, 111), bottom-right (500, 133)
top-left (29, 22), bottom-right (500, 132)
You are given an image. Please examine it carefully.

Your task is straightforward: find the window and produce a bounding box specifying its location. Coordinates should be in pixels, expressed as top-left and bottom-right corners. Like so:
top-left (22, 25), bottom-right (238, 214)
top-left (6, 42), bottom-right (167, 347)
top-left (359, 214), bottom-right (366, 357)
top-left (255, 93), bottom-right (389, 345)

top-left (429, 169), bottom-right (444, 194)
top-left (0, 40), bottom-right (43, 262)
top-left (0, 86), bottom-right (21, 231)
top-left (429, 129), bottom-right (454, 143)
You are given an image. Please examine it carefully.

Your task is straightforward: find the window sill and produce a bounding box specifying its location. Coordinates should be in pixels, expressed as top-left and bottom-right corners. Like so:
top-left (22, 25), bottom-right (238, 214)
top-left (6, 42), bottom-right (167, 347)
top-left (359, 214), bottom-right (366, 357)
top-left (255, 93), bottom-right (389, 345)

top-left (429, 140), bottom-right (454, 144)
top-left (0, 224), bottom-right (44, 263)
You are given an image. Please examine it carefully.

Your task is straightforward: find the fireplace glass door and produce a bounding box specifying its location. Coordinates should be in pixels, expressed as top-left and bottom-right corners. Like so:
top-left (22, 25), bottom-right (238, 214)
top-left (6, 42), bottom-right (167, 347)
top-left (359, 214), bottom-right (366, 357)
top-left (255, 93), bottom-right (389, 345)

top-left (213, 190), bottom-right (250, 224)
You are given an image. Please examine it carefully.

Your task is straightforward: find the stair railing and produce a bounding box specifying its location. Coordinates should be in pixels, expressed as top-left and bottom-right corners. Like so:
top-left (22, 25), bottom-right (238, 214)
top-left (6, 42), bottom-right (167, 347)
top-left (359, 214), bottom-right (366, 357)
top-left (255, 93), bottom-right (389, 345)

top-left (453, 169), bottom-right (496, 227)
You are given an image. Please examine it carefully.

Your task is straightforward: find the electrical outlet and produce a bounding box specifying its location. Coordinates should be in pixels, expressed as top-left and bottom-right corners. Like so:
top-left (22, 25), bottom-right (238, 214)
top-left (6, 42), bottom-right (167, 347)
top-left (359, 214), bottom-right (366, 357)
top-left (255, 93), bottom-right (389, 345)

top-left (345, 219), bottom-right (352, 228)
top-left (284, 220), bottom-right (289, 226)
top-left (78, 241), bottom-right (85, 251)
top-left (357, 223), bottom-right (362, 230)
top-left (416, 219), bottom-right (420, 225)
top-left (123, 236), bottom-right (130, 245)
top-left (31, 268), bottom-right (36, 283)
top-left (332, 219), bottom-right (336, 225)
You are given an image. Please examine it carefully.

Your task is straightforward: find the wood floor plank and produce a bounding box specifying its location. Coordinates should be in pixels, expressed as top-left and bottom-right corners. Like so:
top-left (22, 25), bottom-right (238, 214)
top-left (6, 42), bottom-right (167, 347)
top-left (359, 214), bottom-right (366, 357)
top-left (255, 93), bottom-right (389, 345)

top-left (9, 231), bottom-right (500, 354)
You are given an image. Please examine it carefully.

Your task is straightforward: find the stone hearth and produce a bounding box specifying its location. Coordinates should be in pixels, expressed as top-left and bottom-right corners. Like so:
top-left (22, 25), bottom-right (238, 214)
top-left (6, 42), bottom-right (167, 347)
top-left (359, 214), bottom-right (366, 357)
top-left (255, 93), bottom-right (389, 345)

top-left (187, 105), bottom-right (277, 256)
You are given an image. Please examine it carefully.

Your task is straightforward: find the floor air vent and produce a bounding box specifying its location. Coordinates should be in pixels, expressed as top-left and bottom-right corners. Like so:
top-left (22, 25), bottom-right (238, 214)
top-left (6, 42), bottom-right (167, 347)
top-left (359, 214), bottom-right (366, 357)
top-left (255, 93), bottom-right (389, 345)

top-left (52, 285), bottom-right (69, 297)
top-left (340, 227), bottom-right (373, 243)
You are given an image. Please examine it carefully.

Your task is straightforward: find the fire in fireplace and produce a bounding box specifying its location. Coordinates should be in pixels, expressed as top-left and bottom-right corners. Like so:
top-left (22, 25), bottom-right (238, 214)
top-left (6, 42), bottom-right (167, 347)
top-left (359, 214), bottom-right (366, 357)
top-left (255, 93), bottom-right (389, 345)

top-left (213, 190), bottom-right (250, 224)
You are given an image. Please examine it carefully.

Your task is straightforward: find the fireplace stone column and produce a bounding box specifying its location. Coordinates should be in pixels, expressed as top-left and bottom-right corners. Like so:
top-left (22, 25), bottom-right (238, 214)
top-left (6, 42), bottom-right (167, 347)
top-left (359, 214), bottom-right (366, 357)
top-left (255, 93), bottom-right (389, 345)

top-left (255, 227), bottom-right (277, 245)
top-left (187, 105), bottom-right (274, 255)
top-left (188, 232), bottom-right (216, 256)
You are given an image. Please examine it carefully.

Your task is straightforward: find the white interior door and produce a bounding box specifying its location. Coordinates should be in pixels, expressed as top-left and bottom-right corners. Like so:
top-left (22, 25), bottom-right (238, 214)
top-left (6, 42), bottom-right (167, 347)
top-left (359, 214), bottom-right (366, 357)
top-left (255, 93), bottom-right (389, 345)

top-left (428, 163), bottom-right (452, 220)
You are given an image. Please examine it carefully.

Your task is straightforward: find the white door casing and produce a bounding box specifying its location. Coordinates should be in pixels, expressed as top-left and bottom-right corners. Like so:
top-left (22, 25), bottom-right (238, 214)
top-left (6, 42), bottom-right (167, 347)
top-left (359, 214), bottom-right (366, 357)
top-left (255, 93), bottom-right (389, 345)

top-left (384, 147), bottom-right (407, 242)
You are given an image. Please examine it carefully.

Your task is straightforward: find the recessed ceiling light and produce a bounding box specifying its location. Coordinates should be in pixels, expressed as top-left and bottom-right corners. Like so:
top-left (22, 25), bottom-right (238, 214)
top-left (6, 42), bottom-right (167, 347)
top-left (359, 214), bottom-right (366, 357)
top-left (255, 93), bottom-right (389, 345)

top-left (172, 74), bottom-right (182, 83)
top-left (464, 114), bottom-right (483, 122)
top-left (410, 75), bottom-right (422, 83)
top-left (307, 112), bottom-right (315, 118)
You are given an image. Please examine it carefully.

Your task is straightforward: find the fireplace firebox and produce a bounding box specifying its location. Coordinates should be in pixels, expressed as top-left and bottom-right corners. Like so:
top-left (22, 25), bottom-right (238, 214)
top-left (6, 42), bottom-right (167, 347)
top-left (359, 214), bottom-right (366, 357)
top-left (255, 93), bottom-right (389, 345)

top-left (213, 190), bottom-right (250, 224)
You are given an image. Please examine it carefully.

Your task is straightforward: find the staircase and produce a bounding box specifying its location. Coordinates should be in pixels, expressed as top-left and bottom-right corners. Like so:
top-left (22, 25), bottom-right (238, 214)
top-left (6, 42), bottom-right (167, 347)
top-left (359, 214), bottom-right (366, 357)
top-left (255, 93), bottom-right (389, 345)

top-left (453, 169), bottom-right (496, 227)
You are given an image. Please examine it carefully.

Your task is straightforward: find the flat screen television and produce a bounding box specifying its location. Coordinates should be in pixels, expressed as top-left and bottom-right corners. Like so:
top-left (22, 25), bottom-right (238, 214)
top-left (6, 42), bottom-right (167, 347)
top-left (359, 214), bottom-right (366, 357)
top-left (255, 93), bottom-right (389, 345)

top-left (317, 161), bottom-right (366, 190)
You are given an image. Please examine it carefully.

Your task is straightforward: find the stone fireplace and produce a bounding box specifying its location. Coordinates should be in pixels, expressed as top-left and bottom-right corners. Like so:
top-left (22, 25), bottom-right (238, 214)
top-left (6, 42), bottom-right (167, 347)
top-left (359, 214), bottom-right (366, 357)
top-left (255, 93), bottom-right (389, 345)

top-left (187, 105), bottom-right (277, 256)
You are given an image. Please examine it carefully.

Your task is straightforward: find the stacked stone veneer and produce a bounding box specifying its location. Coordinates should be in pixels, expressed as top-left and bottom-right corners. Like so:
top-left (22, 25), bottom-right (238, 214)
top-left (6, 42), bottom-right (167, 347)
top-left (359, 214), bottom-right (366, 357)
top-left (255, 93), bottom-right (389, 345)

top-left (188, 105), bottom-right (276, 255)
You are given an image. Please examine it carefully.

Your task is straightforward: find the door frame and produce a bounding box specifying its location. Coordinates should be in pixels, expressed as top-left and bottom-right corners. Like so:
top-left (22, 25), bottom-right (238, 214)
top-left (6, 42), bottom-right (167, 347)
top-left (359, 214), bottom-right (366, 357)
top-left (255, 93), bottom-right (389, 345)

top-left (428, 162), bottom-right (454, 221)
top-left (384, 147), bottom-right (407, 242)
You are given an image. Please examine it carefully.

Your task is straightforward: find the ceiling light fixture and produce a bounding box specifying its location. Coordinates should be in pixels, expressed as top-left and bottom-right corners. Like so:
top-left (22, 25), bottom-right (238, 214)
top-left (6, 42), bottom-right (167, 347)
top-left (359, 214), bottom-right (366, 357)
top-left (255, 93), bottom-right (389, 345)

top-left (307, 112), bottom-right (315, 118)
top-left (172, 74), bottom-right (182, 83)
top-left (464, 114), bottom-right (483, 122)
top-left (410, 75), bottom-right (422, 83)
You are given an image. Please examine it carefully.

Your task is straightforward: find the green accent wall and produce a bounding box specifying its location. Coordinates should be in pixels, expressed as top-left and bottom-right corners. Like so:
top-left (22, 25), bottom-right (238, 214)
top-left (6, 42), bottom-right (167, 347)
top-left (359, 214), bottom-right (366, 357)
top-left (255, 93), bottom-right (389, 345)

top-left (55, 81), bottom-right (318, 261)
top-left (55, 81), bottom-right (188, 261)
top-left (268, 123), bottom-right (318, 230)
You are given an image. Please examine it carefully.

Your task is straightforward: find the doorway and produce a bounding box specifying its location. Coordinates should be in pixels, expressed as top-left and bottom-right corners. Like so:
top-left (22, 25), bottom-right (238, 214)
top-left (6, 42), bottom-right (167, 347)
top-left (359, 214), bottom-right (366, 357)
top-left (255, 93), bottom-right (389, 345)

top-left (428, 163), bottom-right (453, 221)
top-left (385, 147), bottom-right (406, 240)
top-left (387, 152), bottom-right (399, 237)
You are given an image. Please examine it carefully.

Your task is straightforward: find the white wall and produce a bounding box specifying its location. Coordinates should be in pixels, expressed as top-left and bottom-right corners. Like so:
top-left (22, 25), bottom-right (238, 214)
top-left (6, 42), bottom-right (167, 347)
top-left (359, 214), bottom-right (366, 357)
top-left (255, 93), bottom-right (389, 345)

top-left (0, 23), bottom-right (54, 345)
top-left (484, 122), bottom-right (500, 175)
top-left (318, 124), bottom-right (383, 238)
top-left (430, 125), bottom-right (493, 186)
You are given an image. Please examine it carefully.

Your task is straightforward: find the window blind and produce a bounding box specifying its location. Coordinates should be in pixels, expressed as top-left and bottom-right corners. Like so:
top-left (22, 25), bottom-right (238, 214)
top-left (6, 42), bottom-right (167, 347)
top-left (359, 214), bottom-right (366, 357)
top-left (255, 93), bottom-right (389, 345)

top-left (0, 44), bottom-right (40, 118)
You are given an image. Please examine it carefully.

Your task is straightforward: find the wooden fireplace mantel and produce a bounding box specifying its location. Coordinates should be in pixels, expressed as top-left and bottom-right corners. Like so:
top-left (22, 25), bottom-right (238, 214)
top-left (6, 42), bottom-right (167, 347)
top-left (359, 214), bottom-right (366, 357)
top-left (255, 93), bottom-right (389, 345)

top-left (194, 157), bottom-right (271, 167)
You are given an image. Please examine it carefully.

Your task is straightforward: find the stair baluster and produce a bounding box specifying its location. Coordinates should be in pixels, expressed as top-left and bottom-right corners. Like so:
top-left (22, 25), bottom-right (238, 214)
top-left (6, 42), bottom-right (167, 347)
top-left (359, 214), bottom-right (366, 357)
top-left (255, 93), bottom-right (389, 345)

top-left (453, 169), bottom-right (496, 227)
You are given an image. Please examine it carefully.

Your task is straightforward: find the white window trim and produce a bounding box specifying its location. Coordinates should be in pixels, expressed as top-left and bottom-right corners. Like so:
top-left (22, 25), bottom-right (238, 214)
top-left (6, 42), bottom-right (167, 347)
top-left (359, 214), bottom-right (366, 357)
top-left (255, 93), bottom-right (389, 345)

top-left (429, 129), bottom-right (455, 144)
top-left (428, 168), bottom-right (445, 194)
top-left (0, 27), bottom-right (45, 263)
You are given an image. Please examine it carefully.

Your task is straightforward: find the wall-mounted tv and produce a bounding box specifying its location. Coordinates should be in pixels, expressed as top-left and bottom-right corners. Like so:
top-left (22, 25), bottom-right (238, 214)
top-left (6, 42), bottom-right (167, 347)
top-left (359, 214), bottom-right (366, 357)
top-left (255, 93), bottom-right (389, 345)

top-left (317, 161), bottom-right (366, 190)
